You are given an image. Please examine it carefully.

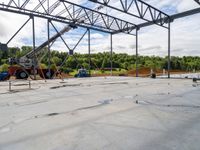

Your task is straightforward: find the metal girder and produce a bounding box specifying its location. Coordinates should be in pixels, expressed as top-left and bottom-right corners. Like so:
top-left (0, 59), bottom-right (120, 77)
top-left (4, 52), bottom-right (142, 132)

top-left (7, 0), bottom-right (18, 7)
top-left (61, 0), bottom-right (137, 34)
top-left (194, 0), bottom-right (200, 5)
top-left (114, 7), bottom-right (200, 33)
top-left (89, 0), bottom-right (170, 28)
top-left (0, 0), bottom-right (137, 35)
top-left (21, 0), bottom-right (31, 9)
top-left (0, 6), bottom-right (106, 34)
top-left (170, 7), bottom-right (200, 20)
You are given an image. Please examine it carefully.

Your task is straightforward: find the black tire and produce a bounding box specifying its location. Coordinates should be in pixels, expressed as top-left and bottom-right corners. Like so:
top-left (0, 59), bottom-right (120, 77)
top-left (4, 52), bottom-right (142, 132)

top-left (16, 70), bottom-right (28, 79)
top-left (193, 78), bottom-right (197, 82)
top-left (151, 73), bottom-right (156, 79)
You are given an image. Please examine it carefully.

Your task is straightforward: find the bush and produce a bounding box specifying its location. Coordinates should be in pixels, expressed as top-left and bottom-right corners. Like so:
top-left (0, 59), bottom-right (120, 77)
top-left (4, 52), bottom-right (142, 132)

top-left (50, 64), bottom-right (57, 70)
top-left (60, 67), bottom-right (73, 74)
top-left (39, 63), bottom-right (47, 69)
top-left (0, 64), bottom-right (9, 72)
top-left (82, 63), bottom-right (90, 70)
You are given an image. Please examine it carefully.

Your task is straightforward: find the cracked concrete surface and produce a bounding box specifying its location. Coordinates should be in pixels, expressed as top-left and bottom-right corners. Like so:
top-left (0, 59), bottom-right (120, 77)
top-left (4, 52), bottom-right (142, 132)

top-left (0, 77), bottom-right (200, 150)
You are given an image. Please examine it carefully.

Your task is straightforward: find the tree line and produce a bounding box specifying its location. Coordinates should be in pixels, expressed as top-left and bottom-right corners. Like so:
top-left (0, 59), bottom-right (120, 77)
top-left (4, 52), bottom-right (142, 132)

top-left (1, 46), bottom-right (200, 72)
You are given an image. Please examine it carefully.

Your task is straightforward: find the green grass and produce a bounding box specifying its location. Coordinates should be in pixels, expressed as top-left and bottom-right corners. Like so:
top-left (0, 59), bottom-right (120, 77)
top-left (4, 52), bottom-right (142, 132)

top-left (69, 69), bottom-right (128, 76)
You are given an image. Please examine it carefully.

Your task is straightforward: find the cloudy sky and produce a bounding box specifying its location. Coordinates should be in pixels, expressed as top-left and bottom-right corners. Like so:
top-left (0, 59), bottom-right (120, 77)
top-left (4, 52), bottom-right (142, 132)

top-left (0, 0), bottom-right (200, 56)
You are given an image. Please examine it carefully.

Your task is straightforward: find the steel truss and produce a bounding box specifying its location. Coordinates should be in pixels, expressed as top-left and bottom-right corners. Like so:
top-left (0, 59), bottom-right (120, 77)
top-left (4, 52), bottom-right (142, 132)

top-left (0, 0), bottom-right (137, 35)
top-left (120, 7), bottom-right (200, 32)
top-left (194, 0), bottom-right (200, 5)
top-left (48, 20), bottom-right (90, 78)
top-left (89, 0), bottom-right (171, 77)
top-left (89, 0), bottom-right (170, 29)
top-left (0, 0), bottom-right (200, 79)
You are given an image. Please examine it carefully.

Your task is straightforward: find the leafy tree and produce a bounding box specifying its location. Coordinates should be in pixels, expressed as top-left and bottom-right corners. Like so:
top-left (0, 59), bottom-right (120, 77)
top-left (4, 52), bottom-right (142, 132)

top-left (39, 63), bottom-right (47, 69)
top-left (0, 64), bottom-right (9, 72)
top-left (82, 62), bottom-right (90, 70)
top-left (21, 46), bottom-right (32, 56)
top-left (51, 56), bottom-right (62, 66)
top-left (1, 45), bottom-right (200, 73)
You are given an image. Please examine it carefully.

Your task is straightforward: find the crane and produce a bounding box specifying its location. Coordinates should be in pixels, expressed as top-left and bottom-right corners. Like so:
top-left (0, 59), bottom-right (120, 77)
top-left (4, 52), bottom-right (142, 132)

top-left (8, 24), bottom-right (76, 79)
top-left (0, 4), bottom-right (105, 80)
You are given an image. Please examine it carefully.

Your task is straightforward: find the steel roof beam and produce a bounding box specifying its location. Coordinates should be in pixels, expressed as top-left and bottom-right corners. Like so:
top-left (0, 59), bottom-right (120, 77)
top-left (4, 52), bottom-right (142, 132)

top-left (0, 4), bottom-right (111, 34)
top-left (89, 0), bottom-right (170, 28)
top-left (60, 0), bottom-right (137, 34)
top-left (0, 0), bottom-right (137, 35)
top-left (194, 0), bottom-right (200, 5)
top-left (113, 7), bottom-right (200, 34)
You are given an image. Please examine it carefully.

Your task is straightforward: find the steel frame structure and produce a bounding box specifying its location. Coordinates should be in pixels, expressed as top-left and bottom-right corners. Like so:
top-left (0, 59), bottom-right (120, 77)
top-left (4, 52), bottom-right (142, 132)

top-left (0, 0), bottom-right (200, 79)
top-left (89, 0), bottom-right (170, 29)
top-left (194, 0), bottom-right (200, 5)
top-left (0, 0), bottom-right (137, 35)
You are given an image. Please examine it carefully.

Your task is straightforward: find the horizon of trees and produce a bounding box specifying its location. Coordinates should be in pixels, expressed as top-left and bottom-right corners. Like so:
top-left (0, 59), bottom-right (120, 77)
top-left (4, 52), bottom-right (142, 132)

top-left (1, 46), bottom-right (200, 73)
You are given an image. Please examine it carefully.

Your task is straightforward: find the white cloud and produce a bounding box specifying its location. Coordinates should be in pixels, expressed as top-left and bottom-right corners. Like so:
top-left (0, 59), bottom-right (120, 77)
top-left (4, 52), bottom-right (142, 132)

top-left (176, 0), bottom-right (198, 12)
top-left (0, 0), bottom-right (200, 56)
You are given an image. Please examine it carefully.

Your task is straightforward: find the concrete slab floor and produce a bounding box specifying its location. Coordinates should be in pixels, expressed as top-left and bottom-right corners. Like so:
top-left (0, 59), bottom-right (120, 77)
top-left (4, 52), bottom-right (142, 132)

top-left (0, 77), bottom-right (200, 150)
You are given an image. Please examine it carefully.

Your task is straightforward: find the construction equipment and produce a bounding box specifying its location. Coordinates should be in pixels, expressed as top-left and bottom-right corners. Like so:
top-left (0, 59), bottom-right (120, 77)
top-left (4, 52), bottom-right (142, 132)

top-left (0, 71), bottom-right (10, 81)
top-left (7, 24), bottom-right (76, 80)
top-left (193, 78), bottom-right (200, 82)
top-left (74, 69), bottom-right (90, 78)
top-left (0, 25), bottom-right (74, 81)
top-left (0, 4), bottom-right (105, 81)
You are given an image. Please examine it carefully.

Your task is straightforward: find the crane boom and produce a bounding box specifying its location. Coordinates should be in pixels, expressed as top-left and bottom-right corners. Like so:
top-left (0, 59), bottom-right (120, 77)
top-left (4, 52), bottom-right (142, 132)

top-left (26, 25), bottom-right (73, 59)
top-left (7, 3), bottom-right (105, 79)
top-left (25, 4), bottom-right (104, 59)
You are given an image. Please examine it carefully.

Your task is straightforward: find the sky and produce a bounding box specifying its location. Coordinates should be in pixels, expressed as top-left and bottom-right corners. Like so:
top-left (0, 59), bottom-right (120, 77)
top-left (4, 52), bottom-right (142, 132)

top-left (0, 0), bottom-right (200, 56)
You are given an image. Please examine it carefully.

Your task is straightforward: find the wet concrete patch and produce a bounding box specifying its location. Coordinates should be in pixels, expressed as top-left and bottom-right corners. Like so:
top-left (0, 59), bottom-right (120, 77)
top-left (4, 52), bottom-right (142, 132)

top-left (59, 81), bottom-right (67, 84)
top-left (33, 100), bottom-right (111, 119)
top-left (1, 77), bottom-right (200, 149)
top-left (136, 100), bottom-right (200, 109)
top-left (105, 82), bottom-right (128, 85)
top-left (50, 84), bottom-right (81, 89)
top-left (98, 99), bottom-right (113, 104)
top-left (47, 113), bottom-right (60, 116)
top-left (0, 102), bottom-right (110, 133)
top-left (192, 83), bottom-right (200, 87)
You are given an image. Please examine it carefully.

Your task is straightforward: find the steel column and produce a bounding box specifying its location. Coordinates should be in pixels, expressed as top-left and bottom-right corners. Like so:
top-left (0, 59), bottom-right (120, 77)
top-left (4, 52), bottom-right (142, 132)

top-left (47, 19), bottom-right (51, 76)
top-left (136, 29), bottom-right (139, 77)
top-left (88, 29), bottom-right (91, 75)
top-left (168, 22), bottom-right (171, 78)
top-left (32, 16), bottom-right (36, 80)
top-left (110, 33), bottom-right (113, 76)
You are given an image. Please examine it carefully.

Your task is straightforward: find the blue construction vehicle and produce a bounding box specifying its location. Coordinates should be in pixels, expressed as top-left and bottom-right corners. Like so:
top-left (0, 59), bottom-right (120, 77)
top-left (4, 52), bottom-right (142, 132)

top-left (74, 69), bottom-right (90, 78)
top-left (0, 71), bottom-right (10, 81)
